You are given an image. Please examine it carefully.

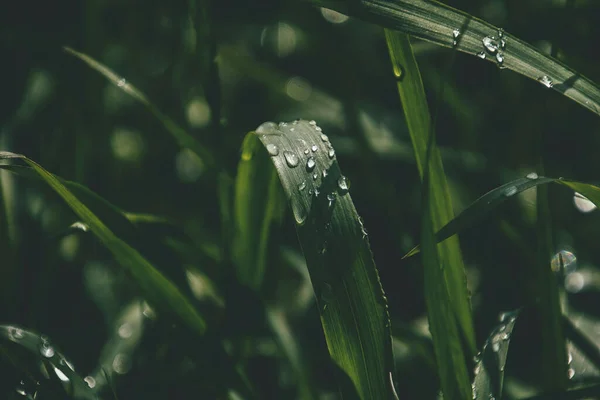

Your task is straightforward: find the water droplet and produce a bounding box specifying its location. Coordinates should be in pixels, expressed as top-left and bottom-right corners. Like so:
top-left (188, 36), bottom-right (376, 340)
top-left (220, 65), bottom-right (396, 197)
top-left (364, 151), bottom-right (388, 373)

top-left (291, 198), bottom-right (307, 225)
top-left (321, 134), bottom-right (329, 142)
top-left (526, 172), bottom-right (538, 179)
top-left (567, 368), bottom-right (575, 379)
top-left (477, 51), bottom-right (486, 59)
top-left (327, 194), bottom-right (336, 208)
top-left (284, 151), bottom-right (299, 167)
top-left (474, 352), bottom-right (482, 363)
top-left (496, 52), bottom-right (504, 64)
top-left (279, 122), bottom-right (288, 128)
top-left (500, 38), bottom-right (506, 49)
top-left (256, 122), bottom-right (279, 134)
top-left (290, 127), bottom-right (295, 132)
top-left (315, 126), bottom-right (322, 132)
top-left (474, 363), bottom-right (481, 376)
top-left (568, 352), bottom-right (573, 364)
top-left (482, 36), bottom-right (500, 54)
top-left (314, 187), bottom-right (320, 197)
top-left (306, 157), bottom-right (316, 171)
top-left (504, 186), bottom-right (517, 197)
top-left (298, 181), bottom-right (306, 191)
top-left (84, 376), bottom-right (96, 389)
top-left (453, 29), bottom-right (460, 38)
top-left (118, 323), bottom-right (133, 339)
top-left (537, 75), bottom-right (553, 88)
top-left (313, 172), bottom-right (318, 180)
top-left (472, 383), bottom-right (478, 399)
top-left (322, 169), bottom-right (328, 178)
top-left (309, 120), bottom-right (317, 126)
top-left (15, 381), bottom-right (27, 396)
top-left (266, 143), bottom-right (279, 156)
top-left (113, 353), bottom-right (132, 375)
top-left (304, 148), bottom-right (310, 155)
top-left (309, 189), bottom-right (313, 195)
top-left (117, 78), bottom-right (126, 87)
top-left (311, 145), bottom-right (318, 152)
top-left (338, 176), bottom-right (349, 194)
top-left (53, 366), bottom-right (70, 382)
top-left (8, 326), bottom-right (24, 341)
top-left (328, 148), bottom-right (335, 159)
top-left (39, 340), bottom-right (55, 358)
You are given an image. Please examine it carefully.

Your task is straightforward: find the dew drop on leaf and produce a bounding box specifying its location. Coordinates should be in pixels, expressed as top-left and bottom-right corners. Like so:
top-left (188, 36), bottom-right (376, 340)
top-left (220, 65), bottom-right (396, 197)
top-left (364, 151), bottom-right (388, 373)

top-left (311, 145), bottom-right (318, 152)
top-left (526, 172), bottom-right (538, 179)
top-left (328, 148), bottom-right (335, 159)
top-left (537, 75), bottom-right (553, 88)
top-left (283, 151), bottom-right (299, 167)
top-left (321, 134), bottom-right (329, 142)
top-left (298, 181), bottom-right (306, 191)
top-left (504, 186), bottom-right (517, 197)
top-left (307, 157), bottom-right (316, 171)
top-left (477, 51), bottom-right (486, 59)
top-left (338, 176), bottom-right (349, 194)
top-left (266, 143), bottom-right (279, 156)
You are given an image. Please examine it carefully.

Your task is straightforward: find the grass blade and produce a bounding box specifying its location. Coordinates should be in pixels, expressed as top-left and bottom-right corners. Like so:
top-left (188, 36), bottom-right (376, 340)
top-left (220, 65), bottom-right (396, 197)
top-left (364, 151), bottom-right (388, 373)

top-left (403, 176), bottom-right (600, 259)
top-left (245, 120), bottom-right (395, 399)
top-left (63, 47), bottom-right (215, 169)
top-left (385, 30), bottom-right (475, 399)
top-left (233, 133), bottom-right (285, 290)
top-left (311, 0), bottom-right (600, 116)
top-left (472, 310), bottom-right (520, 400)
top-left (0, 152), bottom-right (206, 336)
top-left (0, 325), bottom-right (96, 399)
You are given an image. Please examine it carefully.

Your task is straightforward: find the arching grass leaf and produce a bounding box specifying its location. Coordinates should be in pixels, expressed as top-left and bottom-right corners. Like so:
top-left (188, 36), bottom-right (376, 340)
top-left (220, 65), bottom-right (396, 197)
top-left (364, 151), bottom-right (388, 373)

top-left (0, 152), bottom-right (206, 336)
top-left (242, 120), bottom-right (395, 399)
top-left (63, 47), bottom-right (215, 169)
top-left (310, 0), bottom-right (600, 116)
top-left (0, 325), bottom-right (96, 399)
top-left (472, 310), bottom-right (520, 400)
top-left (386, 30), bottom-right (474, 399)
top-left (403, 176), bottom-right (600, 259)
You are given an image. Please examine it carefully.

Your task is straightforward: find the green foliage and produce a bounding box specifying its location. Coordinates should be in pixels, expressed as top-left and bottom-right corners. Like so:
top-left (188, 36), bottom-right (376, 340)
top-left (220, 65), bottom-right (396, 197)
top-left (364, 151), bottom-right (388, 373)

top-left (2, 0), bottom-right (600, 398)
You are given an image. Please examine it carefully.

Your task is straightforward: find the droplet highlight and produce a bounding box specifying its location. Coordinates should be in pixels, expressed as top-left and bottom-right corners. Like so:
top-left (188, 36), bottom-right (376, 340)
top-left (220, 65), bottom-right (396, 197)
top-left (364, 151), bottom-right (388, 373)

top-left (526, 172), bottom-right (538, 179)
top-left (306, 157), bottom-right (316, 171)
top-left (283, 151), bottom-right (299, 168)
top-left (266, 143), bottom-right (279, 156)
top-left (537, 75), bottom-right (553, 88)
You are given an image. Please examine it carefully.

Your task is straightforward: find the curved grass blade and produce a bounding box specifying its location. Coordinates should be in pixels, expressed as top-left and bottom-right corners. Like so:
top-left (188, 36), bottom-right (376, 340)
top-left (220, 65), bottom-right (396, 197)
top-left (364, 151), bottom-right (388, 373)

top-left (245, 120), bottom-right (396, 399)
top-left (63, 47), bottom-right (215, 168)
top-left (233, 134), bottom-right (285, 290)
top-left (0, 325), bottom-right (96, 399)
top-left (403, 176), bottom-right (600, 259)
top-left (0, 152), bottom-right (206, 336)
top-left (403, 174), bottom-right (554, 258)
top-left (386, 30), bottom-right (474, 398)
top-left (472, 310), bottom-right (520, 400)
top-left (311, 0), bottom-right (600, 116)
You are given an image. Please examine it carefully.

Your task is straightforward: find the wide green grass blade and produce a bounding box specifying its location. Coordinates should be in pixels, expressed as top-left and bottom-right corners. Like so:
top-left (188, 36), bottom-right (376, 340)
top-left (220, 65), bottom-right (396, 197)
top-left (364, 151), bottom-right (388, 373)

top-left (311, 0), bottom-right (600, 116)
top-left (63, 47), bottom-right (215, 168)
top-left (233, 134), bottom-right (285, 290)
top-left (0, 152), bottom-right (206, 337)
top-left (244, 120), bottom-right (396, 399)
top-left (0, 325), bottom-right (96, 399)
top-left (403, 176), bottom-right (600, 258)
top-left (385, 30), bottom-right (475, 398)
top-left (472, 310), bottom-right (520, 400)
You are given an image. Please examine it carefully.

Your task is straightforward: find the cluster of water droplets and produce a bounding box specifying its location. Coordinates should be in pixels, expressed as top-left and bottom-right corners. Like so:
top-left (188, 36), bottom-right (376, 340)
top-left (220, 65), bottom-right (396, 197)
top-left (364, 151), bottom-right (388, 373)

top-left (537, 75), bottom-right (554, 89)
top-left (15, 380), bottom-right (39, 399)
top-left (479, 29), bottom-right (507, 68)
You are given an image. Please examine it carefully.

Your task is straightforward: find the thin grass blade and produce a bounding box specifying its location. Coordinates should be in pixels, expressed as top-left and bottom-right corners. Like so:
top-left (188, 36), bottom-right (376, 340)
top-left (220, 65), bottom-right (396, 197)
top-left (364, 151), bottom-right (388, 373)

top-left (244, 120), bottom-right (395, 399)
top-left (472, 310), bottom-right (520, 400)
top-left (311, 0), bottom-right (600, 116)
top-left (385, 30), bottom-right (475, 398)
top-left (63, 47), bottom-right (215, 168)
top-left (0, 325), bottom-right (96, 399)
top-left (403, 176), bottom-right (600, 258)
top-left (233, 134), bottom-right (285, 290)
top-left (0, 152), bottom-right (206, 336)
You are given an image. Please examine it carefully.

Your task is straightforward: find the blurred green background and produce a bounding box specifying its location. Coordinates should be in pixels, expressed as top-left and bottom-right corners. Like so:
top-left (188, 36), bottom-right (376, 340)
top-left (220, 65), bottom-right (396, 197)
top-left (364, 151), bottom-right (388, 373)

top-left (1, 0), bottom-right (600, 398)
